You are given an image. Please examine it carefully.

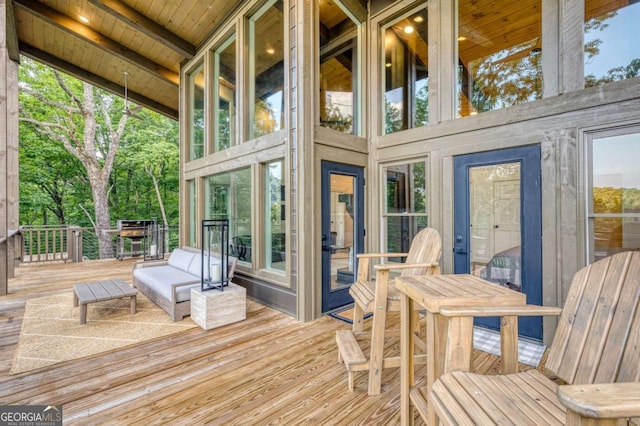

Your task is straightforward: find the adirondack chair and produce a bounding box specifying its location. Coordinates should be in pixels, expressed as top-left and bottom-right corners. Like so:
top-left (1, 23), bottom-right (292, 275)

top-left (418, 251), bottom-right (640, 425)
top-left (336, 227), bottom-right (441, 395)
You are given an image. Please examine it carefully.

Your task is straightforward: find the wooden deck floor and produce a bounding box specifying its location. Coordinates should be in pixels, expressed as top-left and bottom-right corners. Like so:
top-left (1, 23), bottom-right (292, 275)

top-left (0, 259), bottom-right (542, 425)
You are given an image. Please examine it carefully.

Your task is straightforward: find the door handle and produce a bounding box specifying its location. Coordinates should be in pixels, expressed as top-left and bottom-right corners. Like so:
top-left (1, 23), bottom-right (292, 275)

top-left (322, 245), bottom-right (334, 253)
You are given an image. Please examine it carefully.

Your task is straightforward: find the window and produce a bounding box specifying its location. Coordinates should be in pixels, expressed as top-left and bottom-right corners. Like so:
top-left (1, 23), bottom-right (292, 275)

top-left (319, 1), bottom-right (360, 134)
top-left (249, 0), bottom-right (285, 139)
top-left (188, 180), bottom-right (197, 247)
top-left (205, 168), bottom-right (252, 263)
top-left (265, 160), bottom-right (286, 271)
top-left (383, 161), bottom-right (428, 256)
top-left (214, 36), bottom-right (237, 151)
top-left (584, 0), bottom-right (640, 87)
top-left (383, 8), bottom-right (429, 134)
top-left (188, 61), bottom-right (206, 160)
top-left (457, 0), bottom-right (542, 117)
top-left (587, 129), bottom-right (640, 263)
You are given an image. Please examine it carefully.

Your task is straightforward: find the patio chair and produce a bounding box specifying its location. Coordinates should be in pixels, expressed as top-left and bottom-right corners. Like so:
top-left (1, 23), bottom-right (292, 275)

top-left (421, 251), bottom-right (640, 425)
top-left (336, 227), bottom-right (441, 395)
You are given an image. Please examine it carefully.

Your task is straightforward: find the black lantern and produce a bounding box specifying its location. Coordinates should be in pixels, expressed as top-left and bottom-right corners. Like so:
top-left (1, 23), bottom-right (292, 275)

top-left (201, 219), bottom-right (230, 291)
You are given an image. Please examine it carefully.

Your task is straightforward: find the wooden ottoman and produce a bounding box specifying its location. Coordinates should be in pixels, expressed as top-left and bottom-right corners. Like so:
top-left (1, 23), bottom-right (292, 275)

top-left (73, 278), bottom-right (138, 324)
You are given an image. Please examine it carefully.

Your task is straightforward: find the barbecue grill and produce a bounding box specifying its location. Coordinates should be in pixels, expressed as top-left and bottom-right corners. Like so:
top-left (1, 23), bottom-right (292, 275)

top-left (116, 219), bottom-right (155, 260)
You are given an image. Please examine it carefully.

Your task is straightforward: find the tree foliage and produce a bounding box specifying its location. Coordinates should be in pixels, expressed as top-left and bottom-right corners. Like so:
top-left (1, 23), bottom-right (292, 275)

top-left (18, 58), bottom-right (179, 258)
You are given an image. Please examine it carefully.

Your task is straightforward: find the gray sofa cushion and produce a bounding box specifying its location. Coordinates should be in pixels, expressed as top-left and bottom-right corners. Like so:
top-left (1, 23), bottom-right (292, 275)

top-left (167, 248), bottom-right (197, 272)
top-left (187, 253), bottom-right (222, 278)
top-left (133, 264), bottom-right (199, 302)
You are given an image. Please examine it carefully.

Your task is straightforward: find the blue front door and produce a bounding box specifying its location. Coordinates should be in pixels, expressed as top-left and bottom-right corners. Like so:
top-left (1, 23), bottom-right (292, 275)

top-left (454, 146), bottom-right (542, 341)
top-left (321, 161), bottom-right (365, 312)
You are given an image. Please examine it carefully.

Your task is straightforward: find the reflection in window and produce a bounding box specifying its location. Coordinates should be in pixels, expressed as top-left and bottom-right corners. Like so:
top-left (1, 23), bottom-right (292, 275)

top-left (188, 180), bottom-right (197, 247)
top-left (383, 161), bottom-right (427, 256)
top-left (250, 0), bottom-right (285, 139)
top-left (189, 62), bottom-right (205, 160)
top-left (457, 0), bottom-right (542, 117)
top-left (265, 160), bottom-right (286, 271)
top-left (384, 8), bottom-right (429, 134)
top-left (205, 168), bottom-right (252, 263)
top-left (215, 37), bottom-right (236, 151)
top-left (589, 132), bottom-right (640, 263)
top-left (319, 1), bottom-right (358, 134)
top-left (584, 1), bottom-right (640, 87)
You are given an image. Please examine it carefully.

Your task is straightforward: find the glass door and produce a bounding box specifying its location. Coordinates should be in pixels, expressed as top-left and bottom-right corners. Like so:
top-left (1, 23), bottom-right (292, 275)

top-left (454, 146), bottom-right (542, 341)
top-left (321, 161), bottom-right (365, 312)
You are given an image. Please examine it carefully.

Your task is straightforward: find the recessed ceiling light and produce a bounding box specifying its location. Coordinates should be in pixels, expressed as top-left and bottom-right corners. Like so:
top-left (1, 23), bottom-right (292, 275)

top-left (385, 63), bottom-right (392, 68)
top-left (414, 16), bottom-right (424, 23)
top-left (404, 25), bottom-right (414, 34)
top-left (78, 15), bottom-right (90, 24)
top-left (458, 36), bottom-right (467, 41)
top-left (266, 48), bottom-right (275, 55)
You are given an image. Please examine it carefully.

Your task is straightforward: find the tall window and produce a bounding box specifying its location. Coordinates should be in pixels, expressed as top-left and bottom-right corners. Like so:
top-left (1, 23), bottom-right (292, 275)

top-left (584, 0), bottom-right (640, 87)
top-left (214, 36), bottom-right (237, 151)
top-left (265, 160), bottom-right (286, 271)
top-left (587, 129), bottom-right (640, 263)
top-left (457, 0), bottom-right (542, 117)
top-left (249, 0), bottom-right (285, 139)
top-left (319, 1), bottom-right (359, 134)
top-left (188, 180), bottom-right (197, 247)
top-left (188, 62), bottom-right (205, 160)
top-left (205, 168), bottom-right (252, 263)
top-left (383, 8), bottom-right (429, 134)
top-left (383, 161), bottom-right (428, 257)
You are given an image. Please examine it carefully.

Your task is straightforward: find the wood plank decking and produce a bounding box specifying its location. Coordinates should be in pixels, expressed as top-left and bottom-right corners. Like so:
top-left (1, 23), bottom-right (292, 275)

top-left (0, 259), bottom-right (543, 425)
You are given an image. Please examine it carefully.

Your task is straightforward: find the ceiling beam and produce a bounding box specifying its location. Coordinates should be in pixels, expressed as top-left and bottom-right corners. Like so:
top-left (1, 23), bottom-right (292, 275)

top-left (14, 0), bottom-right (179, 85)
top-left (85, 0), bottom-right (196, 59)
top-left (19, 42), bottom-right (178, 120)
top-left (5, 0), bottom-right (20, 62)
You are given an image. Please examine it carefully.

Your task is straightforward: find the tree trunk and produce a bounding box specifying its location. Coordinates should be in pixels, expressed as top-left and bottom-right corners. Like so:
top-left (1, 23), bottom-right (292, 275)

top-left (89, 173), bottom-right (113, 259)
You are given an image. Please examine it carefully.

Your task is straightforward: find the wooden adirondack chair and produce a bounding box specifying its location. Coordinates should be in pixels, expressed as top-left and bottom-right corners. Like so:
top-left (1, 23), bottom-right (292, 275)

top-left (336, 227), bottom-right (441, 395)
top-left (419, 251), bottom-right (640, 425)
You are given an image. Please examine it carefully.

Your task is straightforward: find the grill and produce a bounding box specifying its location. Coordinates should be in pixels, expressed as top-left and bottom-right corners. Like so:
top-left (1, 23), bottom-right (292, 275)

top-left (117, 219), bottom-right (155, 239)
top-left (116, 219), bottom-right (156, 260)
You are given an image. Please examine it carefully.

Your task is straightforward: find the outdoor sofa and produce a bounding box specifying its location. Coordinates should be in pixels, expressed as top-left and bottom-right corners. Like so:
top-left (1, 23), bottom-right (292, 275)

top-left (132, 247), bottom-right (237, 321)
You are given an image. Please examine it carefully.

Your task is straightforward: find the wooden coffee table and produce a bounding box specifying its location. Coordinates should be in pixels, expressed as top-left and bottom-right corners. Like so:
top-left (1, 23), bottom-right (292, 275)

top-left (73, 278), bottom-right (138, 324)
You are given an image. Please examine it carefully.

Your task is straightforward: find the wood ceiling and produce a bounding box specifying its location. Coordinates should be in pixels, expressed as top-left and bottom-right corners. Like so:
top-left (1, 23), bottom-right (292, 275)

top-left (10, 0), bottom-right (246, 119)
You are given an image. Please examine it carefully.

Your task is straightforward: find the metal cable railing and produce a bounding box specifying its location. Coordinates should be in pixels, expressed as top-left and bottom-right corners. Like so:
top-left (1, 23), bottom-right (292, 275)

top-left (19, 224), bottom-right (180, 264)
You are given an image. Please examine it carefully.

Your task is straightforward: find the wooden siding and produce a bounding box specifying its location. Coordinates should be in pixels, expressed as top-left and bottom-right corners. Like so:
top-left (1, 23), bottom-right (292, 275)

top-left (0, 259), bottom-right (548, 424)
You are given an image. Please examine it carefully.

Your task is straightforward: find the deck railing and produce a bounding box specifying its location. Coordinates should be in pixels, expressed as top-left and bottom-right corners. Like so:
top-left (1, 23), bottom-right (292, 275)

top-left (18, 224), bottom-right (179, 264)
top-left (20, 225), bottom-right (83, 264)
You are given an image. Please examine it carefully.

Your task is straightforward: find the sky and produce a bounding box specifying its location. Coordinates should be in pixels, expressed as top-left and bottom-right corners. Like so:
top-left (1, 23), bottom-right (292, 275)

top-left (584, 3), bottom-right (640, 79)
top-left (593, 133), bottom-right (640, 189)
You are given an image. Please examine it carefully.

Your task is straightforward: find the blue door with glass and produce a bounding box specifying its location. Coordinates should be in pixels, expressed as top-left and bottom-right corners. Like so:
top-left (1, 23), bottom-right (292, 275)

top-left (321, 161), bottom-right (365, 312)
top-left (454, 146), bottom-right (542, 341)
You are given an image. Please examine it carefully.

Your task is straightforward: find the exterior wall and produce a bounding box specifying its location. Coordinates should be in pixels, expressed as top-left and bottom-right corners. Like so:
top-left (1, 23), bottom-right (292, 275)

top-left (1, 0), bottom-right (20, 295)
top-left (366, 0), bottom-right (640, 344)
top-left (179, 0), bottom-right (298, 316)
top-left (179, 0), bottom-right (640, 340)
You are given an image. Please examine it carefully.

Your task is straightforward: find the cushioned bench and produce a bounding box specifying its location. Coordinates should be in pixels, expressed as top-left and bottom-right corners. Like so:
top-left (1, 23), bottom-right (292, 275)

top-left (133, 247), bottom-right (237, 321)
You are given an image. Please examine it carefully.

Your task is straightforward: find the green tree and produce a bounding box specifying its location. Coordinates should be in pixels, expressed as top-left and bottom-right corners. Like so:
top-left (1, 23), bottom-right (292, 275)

top-left (19, 58), bottom-right (135, 258)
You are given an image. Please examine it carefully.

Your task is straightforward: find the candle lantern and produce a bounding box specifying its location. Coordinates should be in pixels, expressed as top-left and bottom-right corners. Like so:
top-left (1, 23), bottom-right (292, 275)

top-left (201, 219), bottom-right (230, 291)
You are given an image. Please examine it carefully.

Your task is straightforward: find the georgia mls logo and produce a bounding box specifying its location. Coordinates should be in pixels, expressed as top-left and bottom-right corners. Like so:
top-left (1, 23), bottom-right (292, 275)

top-left (0, 404), bottom-right (62, 426)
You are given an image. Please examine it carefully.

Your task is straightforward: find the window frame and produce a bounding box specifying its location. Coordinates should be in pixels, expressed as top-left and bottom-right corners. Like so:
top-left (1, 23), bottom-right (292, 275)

top-left (379, 4), bottom-right (430, 135)
top-left (212, 34), bottom-right (238, 153)
top-left (317, 0), bottom-right (365, 136)
top-left (380, 158), bottom-right (430, 253)
top-left (584, 123), bottom-right (640, 263)
top-left (187, 60), bottom-right (206, 161)
top-left (248, 0), bottom-right (286, 141)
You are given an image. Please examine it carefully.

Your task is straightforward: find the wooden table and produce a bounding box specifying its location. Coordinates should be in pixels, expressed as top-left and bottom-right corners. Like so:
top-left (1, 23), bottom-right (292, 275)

top-left (73, 278), bottom-right (138, 324)
top-left (395, 274), bottom-right (527, 425)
